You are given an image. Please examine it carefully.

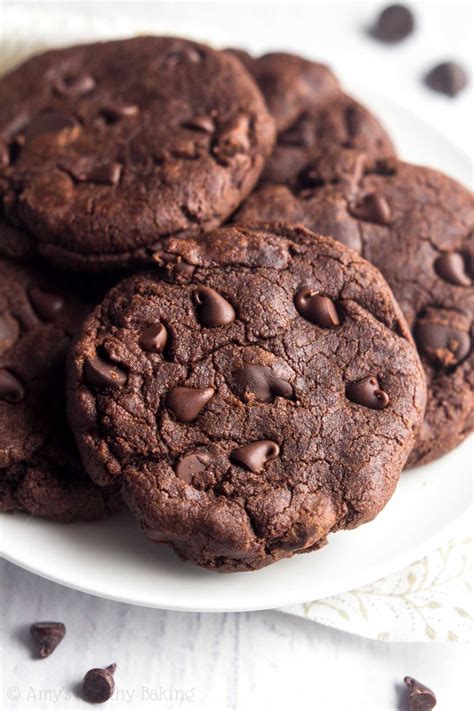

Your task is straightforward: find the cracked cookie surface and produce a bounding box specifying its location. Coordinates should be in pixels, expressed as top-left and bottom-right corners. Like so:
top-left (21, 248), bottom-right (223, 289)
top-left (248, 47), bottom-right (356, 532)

top-left (67, 224), bottom-right (425, 571)
top-left (226, 50), bottom-right (395, 185)
top-left (235, 151), bottom-right (474, 466)
top-left (0, 259), bottom-right (121, 521)
top-left (0, 37), bottom-right (275, 270)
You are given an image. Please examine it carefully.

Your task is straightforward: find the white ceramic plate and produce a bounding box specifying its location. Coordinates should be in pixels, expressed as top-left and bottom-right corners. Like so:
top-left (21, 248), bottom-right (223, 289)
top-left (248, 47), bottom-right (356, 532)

top-left (1, 90), bottom-right (473, 613)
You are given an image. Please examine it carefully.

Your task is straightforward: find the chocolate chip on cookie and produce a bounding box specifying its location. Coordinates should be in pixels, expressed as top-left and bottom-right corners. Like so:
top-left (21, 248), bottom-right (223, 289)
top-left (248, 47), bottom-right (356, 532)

top-left (0, 259), bottom-right (121, 521)
top-left (68, 224), bottom-right (425, 571)
top-left (0, 37), bottom-right (275, 270)
top-left (235, 150), bottom-right (473, 467)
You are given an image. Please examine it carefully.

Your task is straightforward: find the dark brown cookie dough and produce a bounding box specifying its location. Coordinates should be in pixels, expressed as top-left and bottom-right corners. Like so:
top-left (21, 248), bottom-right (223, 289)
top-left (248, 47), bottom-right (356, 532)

top-left (67, 224), bottom-right (425, 572)
top-left (226, 50), bottom-right (395, 184)
top-left (235, 151), bottom-right (474, 466)
top-left (0, 259), bottom-right (121, 521)
top-left (0, 37), bottom-right (275, 270)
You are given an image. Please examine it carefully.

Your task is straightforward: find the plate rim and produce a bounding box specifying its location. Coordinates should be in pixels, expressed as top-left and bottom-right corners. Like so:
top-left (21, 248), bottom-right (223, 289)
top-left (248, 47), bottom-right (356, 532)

top-left (1, 503), bottom-right (472, 613)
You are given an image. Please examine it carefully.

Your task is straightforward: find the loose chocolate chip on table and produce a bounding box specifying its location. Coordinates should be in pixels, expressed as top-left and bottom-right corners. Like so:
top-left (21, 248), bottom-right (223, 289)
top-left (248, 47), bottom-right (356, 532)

top-left (346, 376), bottom-right (389, 410)
top-left (28, 285), bottom-right (64, 322)
top-left (414, 322), bottom-right (471, 366)
top-left (20, 112), bottom-right (78, 143)
top-left (84, 356), bottom-right (127, 389)
top-left (165, 386), bottom-right (215, 422)
top-left (30, 621), bottom-right (66, 658)
top-left (424, 62), bottom-right (468, 97)
top-left (349, 192), bottom-right (391, 224)
top-left (0, 312), bottom-right (19, 345)
top-left (434, 252), bottom-right (471, 286)
top-left (0, 368), bottom-right (25, 403)
top-left (232, 364), bottom-right (293, 403)
top-left (404, 676), bottom-right (437, 711)
top-left (230, 440), bottom-right (280, 473)
top-left (175, 451), bottom-right (209, 483)
top-left (294, 289), bottom-right (340, 328)
top-left (193, 286), bottom-right (236, 327)
top-left (82, 664), bottom-right (116, 704)
top-left (370, 4), bottom-right (415, 43)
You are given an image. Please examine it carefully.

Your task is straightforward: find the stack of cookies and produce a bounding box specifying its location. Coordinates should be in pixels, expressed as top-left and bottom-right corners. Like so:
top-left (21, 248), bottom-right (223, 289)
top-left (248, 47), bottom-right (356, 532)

top-left (1, 37), bottom-right (472, 572)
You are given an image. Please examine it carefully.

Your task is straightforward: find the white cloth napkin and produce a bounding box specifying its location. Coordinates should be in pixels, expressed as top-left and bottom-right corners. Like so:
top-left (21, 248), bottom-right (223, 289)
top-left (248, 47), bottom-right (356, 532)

top-left (281, 537), bottom-right (473, 642)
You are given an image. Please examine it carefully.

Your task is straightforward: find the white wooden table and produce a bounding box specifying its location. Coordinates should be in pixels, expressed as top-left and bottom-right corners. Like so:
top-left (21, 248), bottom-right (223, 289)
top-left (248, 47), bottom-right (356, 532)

top-left (1, 2), bottom-right (472, 709)
top-left (1, 559), bottom-right (471, 710)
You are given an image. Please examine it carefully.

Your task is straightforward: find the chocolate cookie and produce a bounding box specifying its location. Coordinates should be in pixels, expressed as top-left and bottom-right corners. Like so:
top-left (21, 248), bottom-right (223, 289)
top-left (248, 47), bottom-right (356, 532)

top-left (226, 50), bottom-right (395, 184)
top-left (0, 37), bottom-right (275, 270)
top-left (0, 259), bottom-right (120, 521)
top-left (235, 151), bottom-right (474, 466)
top-left (67, 224), bottom-right (425, 572)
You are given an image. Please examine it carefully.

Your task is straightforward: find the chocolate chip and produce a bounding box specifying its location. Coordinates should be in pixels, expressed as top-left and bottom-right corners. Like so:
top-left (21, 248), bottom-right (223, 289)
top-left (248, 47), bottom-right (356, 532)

top-left (424, 62), bottom-right (468, 97)
top-left (21, 112), bottom-right (78, 143)
top-left (153, 252), bottom-right (196, 278)
top-left (1, 141), bottom-right (10, 167)
top-left (165, 386), bottom-right (215, 422)
top-left (78, 162), bottom-right (122, 186)
top-left (28, 285), bottom-right (64, 322)
top-left (349, 193), bottom-right (391, 224)
top-left (346, 376), bottom-right (389, 410)
top-left (84, 355), bottom-right (127, 388)
top-left (213, 115), bottom-right (250, 159)
top-left (175, 261), bottom-right (195, 277)
top-left (371, 4), bottom-right (415, 43)
top-left (193, 286), bottom-right (236, 327)
top-left (435, 252), bottom-right (471, 286)
top-left (404, 677), bottom-right (437, 711)
top-left (182, 115), bottom-right (215, 133)
top-left (414, 321), bottom-right (470, 366)
top-left (30, 622), bottom-right (66, 659)
top-left (165, 48), bottom-right (201, 67)
top-left (232, 364), bottom-right (293, 403)
top-left (294, 289), bottom-right (340, 328)
top-left (230, 440), bottom-right (280, 473)
top-left (139, 324), bottom-right (168, 353)
top-left (3, 113), bottom-right (29, 141)
top-left (0, 368), bottom-right (25, 403)
top-left (175, 451), bottom-right (209, 483)
top-left (82, 664), bottom-right (116, 704)
top-left (54, 73), bottom-right (95, 97)
top-left (0, 311), bottom-right (19, 346)
top-left (100, 105), bottom-right (139, 123)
